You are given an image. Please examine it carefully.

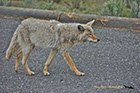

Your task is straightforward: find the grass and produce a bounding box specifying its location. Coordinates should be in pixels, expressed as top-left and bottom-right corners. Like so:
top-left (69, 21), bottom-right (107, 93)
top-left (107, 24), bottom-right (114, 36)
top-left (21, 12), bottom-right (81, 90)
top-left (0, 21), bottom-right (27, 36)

top-left (0, 0), bottom-right (104, 14)
top-left (0, 0), bottom-right (139, 18)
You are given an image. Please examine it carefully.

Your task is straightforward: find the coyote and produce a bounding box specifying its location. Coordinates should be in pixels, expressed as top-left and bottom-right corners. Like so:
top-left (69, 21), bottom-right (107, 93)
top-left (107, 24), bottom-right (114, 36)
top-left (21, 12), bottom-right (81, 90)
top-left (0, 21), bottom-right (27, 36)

top-left (6, 18), bottom-right (100, 76)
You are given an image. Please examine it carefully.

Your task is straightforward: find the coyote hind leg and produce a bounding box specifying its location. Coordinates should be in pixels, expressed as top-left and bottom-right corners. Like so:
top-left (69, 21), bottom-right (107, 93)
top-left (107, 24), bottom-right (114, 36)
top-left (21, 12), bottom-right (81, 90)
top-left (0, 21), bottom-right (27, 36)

top-left (15, 51), bottom-right (22, 72)
top-left (22, 45), bottom-right (35, 75)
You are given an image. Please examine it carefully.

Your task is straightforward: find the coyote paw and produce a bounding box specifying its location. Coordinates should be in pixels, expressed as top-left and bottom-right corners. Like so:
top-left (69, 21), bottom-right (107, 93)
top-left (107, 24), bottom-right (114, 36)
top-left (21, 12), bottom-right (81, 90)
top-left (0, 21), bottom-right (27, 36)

top-left (15, 68), bottom-right (19, 72)
top-left (44, 71), bottom-right (50, 76)
top-left (76, 72), bottom-right (85, 76)
top-left (28, 71), bottom-right (35, 75)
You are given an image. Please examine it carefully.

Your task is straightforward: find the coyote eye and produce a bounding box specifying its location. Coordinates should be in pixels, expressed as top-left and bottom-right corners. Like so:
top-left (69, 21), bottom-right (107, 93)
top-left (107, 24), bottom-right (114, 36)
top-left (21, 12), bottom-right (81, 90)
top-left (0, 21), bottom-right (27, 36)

top-left (89, 33), bottom-right (92, 36)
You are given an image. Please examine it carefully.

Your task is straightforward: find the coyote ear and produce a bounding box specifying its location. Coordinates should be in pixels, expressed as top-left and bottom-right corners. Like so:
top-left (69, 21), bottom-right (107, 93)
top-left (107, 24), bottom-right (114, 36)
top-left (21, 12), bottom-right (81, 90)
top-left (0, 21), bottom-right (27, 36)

top-left (77, 25), bottom-right (84, 32)
top-left (86, 20), bottom-right (95, 27)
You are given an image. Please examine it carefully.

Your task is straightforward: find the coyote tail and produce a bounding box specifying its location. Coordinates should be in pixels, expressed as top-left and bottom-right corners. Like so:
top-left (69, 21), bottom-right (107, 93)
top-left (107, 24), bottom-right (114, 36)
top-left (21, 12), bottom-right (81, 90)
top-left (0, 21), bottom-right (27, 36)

top-left (6, 32), bottom-right (20, 61)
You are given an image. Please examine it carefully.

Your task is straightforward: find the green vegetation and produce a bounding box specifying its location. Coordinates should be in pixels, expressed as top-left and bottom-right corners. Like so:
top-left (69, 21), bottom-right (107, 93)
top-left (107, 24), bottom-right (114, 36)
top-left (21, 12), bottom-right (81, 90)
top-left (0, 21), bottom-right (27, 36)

top-left (101, 0), bottom-right (126, 17)
top-left (0, 0), bottom-right (139, 18)
top-left (128, 0), bottom-right (139, 18)
top-left (102, 0), bottom-right (139, 18)
top-left (0, 0), bottom-right (11, 6)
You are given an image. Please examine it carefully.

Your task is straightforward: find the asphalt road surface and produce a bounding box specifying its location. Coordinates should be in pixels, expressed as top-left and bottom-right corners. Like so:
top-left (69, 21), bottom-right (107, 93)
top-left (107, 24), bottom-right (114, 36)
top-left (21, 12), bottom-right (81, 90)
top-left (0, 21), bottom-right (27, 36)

top-left (0, 17), bottom-right (140, 93)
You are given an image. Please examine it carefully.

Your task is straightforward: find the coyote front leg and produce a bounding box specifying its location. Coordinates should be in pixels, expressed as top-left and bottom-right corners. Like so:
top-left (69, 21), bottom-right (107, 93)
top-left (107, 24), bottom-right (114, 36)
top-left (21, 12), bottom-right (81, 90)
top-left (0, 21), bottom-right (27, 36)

top-left (64, 51), bottom-right (85, 76)
top-left (44, 49), bottom-right (58, 75)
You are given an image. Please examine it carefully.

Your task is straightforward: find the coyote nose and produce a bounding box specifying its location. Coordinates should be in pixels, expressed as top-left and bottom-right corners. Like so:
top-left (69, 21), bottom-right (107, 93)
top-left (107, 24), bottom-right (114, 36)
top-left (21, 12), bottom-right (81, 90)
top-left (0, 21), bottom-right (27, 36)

top-left (97, 39), bottom-right (100, 42)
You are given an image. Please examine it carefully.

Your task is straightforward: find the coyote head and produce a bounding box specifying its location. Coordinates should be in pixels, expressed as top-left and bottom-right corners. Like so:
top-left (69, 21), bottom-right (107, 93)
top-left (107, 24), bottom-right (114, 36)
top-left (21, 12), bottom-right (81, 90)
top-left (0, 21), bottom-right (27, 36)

top-left (77, 20), bottom-right (100, 43)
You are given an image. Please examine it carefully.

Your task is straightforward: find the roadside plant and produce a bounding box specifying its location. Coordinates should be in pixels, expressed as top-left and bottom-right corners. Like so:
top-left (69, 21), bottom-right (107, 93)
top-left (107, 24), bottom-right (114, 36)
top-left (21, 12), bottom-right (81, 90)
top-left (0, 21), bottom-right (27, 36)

top-left (40, 1), bottom-right (57, 10)
top-left (101, 0), bottom-right (126, 17)
top-left (0, 0), bottom-right (11, 6)
top-left (24, 0), bottom-right (38, 9)
top-left (128, 0), bottom-right (139, 18)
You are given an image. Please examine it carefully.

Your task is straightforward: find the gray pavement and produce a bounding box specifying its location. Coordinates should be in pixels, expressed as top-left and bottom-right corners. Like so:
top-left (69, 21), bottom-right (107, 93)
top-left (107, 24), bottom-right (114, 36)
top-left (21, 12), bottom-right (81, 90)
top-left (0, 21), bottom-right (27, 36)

top-left (0, 17), bottom-right (140, 93)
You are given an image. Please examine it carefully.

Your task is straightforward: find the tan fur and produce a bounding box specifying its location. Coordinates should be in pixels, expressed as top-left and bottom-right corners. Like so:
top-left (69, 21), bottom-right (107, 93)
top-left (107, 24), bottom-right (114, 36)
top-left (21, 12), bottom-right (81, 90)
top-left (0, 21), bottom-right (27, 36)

top-left (6, 18), bottom-right (99, 76)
